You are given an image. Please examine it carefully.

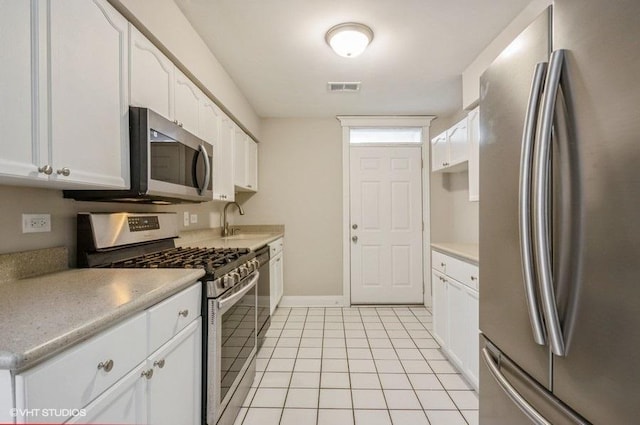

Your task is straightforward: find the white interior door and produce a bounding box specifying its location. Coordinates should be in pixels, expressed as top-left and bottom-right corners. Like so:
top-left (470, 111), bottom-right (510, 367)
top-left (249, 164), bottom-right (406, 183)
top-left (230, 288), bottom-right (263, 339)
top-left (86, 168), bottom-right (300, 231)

top-left (350, 146), bottom-right (423, 304)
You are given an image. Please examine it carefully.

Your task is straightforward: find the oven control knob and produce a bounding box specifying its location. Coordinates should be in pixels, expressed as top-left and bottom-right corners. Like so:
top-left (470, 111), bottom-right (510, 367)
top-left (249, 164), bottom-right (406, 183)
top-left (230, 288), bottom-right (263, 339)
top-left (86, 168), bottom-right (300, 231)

top-left (222, 275), bottom-right (235, 288)
top-left (249, 259), bottom-right (259, 272)
top-left (239, 265), bottom-right (249, 277)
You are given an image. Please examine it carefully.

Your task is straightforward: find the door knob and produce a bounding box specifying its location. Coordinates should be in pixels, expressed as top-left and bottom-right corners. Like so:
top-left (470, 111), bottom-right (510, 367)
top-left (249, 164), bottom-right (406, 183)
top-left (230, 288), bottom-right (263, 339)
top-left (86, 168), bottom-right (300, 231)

top-left (352, 224), bottom-right (358, 230)
top-left (352, 236), bottom-right (358, 243)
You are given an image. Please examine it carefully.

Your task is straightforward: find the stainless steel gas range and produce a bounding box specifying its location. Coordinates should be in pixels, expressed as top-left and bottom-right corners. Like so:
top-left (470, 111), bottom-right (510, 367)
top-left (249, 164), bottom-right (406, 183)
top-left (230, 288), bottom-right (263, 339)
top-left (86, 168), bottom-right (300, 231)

top-left (76, 212), bottom-right (268, 425)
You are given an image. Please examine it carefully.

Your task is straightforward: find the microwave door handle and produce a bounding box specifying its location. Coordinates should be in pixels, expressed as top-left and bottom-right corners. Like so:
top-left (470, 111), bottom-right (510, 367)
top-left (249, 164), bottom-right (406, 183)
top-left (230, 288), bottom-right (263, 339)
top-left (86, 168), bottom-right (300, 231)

top-left (217, 272), bottom-right (259, 314)
top-left (198, 144), bottom-right (211, 195)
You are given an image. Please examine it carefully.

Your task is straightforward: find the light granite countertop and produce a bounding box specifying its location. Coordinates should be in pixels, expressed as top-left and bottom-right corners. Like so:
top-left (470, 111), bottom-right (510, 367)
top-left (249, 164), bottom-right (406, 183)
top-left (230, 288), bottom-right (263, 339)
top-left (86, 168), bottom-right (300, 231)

top-left (0, 268), bottom-right (205, 371)
top-left (431, 242), bottom-right (479, 264)
top-left (177, 226), bottom-right (284, 251)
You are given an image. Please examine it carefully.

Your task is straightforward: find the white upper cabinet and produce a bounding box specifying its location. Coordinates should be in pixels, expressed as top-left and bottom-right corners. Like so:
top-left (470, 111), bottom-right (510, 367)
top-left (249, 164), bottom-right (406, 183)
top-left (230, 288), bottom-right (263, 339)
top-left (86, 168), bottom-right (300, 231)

top-left (210, 110), bottom-right (235, 202)
top-left (247, 138), bottom-right (258, 190)
top-left (0, 0), bottom-right (129, 189)
top-left (129, 25), bottom-right (174, 121)
top-left (447, 118), bottom-right (469, 166)
top-left (234, 128), bottom-right (258, 192)
top-left (430, 132), bottom-right (448, 172)
top-left (234, 126), bottom-right (246, 188)
top-left (431, 117), bottom-right (469, 173)
top-left (48, 0), bottom-right (129, 189)
top-left (0, 1), bottom-right (45, 184)
top-left (173, 69), bottom-right (202, 136)
top-left (467, 106), bottom-right (480, 201)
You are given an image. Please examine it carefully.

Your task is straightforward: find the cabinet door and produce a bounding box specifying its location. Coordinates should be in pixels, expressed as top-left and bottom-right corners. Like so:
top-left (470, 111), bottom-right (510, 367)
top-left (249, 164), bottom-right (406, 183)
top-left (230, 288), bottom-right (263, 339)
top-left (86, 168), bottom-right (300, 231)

top-left (431, 271), bottom-right (448, 347)
top-left (246, 139), bottom-right (258, 191)
top-left (467, 107), bottom-right (480, 201)
top-left (234, 126), bottom-right (247, 188)
top-left (446, 278), bottom-right (466, 369)
top-left (147, 318), bottom-right (201, 425)
top-left (129, 25), bottom-right (174, 120)
top-left (216, 117), bottom-right (235, 201)
top-left (48, 0), bottom-right (129, 189)
top-left (430, 132), bottom-right (448, 172)
top-left (0, 1), bottom-right (47, 184)
top-left (199, 96), bottom-right (220, 145)
top-left (465, 287), bottom-right (479, 389)
top-left (65, 363), bottom-right (147, 425)
top-left (174, 69), bottom-right (201, 137)
top-left (447, 117), bottom-right (469, 166)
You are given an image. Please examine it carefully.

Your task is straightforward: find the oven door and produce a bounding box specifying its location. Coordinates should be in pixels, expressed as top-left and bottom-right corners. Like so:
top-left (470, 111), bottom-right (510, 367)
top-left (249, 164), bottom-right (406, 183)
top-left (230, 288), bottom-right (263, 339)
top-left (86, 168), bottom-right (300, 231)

top-left (207, 272), bottom-right (258, 425)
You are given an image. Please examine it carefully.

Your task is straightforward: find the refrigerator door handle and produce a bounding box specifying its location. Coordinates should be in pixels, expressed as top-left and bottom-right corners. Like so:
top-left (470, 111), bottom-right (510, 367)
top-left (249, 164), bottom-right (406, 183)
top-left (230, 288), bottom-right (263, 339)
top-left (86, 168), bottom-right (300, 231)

top-left (533, 49), bottom-right (567, 357)
top-left (519, 62), bottom-right (548, 346)
top-left (482, 347), bottom-right (552, 425)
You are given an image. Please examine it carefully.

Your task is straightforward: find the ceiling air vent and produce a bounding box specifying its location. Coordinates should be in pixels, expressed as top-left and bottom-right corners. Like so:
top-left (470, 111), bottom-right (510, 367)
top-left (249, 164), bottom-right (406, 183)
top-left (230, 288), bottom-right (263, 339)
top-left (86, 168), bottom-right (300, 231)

top-left (328, 82), bottom-right (361, 93)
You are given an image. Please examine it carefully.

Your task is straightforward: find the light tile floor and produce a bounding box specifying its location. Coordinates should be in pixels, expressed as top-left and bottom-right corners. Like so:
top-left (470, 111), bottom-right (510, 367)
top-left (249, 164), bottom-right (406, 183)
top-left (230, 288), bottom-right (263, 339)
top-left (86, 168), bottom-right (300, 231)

top-left (235, 306), bottom-right (478, 425)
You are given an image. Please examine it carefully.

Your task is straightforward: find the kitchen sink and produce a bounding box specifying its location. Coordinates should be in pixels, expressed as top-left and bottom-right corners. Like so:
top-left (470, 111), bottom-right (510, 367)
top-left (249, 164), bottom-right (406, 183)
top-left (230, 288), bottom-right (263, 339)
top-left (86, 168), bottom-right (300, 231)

top-left (221, 233), bottom-right (272, 241)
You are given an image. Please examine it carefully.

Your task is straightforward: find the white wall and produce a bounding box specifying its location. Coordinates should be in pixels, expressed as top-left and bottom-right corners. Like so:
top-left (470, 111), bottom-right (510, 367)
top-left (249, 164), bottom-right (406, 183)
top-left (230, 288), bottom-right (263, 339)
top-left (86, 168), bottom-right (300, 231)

top-left (108, 0), bottom-right (261, 137)
top-left (462, 0), bottom-right (552, 109)
top-left (233, 118), bottom-right (344, 297)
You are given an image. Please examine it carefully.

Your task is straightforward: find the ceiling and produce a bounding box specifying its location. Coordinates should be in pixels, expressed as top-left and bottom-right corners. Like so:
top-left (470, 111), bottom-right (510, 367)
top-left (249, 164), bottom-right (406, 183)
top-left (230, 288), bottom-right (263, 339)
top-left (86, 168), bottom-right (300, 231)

top-left (174, 0), bottom-right (531, 119)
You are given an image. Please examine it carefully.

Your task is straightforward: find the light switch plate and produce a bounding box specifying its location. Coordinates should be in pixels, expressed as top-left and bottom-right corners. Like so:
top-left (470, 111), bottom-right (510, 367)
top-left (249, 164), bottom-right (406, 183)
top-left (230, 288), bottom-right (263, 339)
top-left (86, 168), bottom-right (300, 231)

top-left (183, 212), bottom-right (190, 227)
top-left (190, 214), bottom-right (198, 224)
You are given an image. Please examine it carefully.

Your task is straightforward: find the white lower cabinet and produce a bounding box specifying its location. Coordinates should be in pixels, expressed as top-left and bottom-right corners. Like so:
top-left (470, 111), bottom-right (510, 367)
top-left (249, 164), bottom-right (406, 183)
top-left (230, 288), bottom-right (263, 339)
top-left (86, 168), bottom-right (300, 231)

top-left (146, 319), bottom-right (201, 425)
top-left (66, 363), bottom-right (147, 424)
top-left (269, 238), bottom-right (284, 314)
top-left (12, 284), bottom-right (201, 424)
top-left (431, 251), bottom-right (479, 389)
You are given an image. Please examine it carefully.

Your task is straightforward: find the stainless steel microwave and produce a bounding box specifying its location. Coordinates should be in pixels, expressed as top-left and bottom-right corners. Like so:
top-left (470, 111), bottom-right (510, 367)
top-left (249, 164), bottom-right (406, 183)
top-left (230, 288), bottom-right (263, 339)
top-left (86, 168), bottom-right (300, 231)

top-left (64, 107), bottom-right (213, 204)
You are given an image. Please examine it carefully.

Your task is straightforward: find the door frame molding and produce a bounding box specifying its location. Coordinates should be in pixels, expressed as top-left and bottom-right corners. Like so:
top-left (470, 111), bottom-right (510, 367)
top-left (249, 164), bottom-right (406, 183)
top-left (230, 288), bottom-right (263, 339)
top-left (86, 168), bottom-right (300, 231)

top-left (337, 116), bottom-right (435, 307)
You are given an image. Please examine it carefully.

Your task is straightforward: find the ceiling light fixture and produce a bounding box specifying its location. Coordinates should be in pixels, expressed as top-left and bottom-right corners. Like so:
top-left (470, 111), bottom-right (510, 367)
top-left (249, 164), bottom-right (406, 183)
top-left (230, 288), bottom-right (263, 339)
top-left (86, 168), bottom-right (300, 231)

top-left (325, 22), bottom-right (374, 58)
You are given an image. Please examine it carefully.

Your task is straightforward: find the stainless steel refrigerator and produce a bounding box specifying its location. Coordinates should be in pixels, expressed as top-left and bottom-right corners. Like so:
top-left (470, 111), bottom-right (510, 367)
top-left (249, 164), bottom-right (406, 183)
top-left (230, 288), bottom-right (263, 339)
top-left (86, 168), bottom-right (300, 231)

top-left (479, 1), bottom-right (640, 424)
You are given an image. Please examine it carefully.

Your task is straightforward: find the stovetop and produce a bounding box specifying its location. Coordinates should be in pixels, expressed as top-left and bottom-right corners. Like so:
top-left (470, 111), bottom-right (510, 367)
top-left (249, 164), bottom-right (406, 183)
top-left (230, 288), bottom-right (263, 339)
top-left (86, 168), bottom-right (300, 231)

top-left (104, 246), bottom-right (256, 279)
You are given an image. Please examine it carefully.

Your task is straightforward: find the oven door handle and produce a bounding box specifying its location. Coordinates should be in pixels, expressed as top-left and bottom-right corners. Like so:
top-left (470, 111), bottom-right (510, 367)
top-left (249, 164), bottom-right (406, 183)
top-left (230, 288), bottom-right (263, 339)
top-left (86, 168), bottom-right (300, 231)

top-left (217, 272), bottom-right (259, 314)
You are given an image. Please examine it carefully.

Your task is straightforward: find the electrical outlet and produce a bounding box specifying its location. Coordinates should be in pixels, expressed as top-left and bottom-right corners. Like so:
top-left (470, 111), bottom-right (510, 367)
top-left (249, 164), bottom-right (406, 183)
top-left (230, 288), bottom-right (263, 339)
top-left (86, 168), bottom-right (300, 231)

top-left (183, 211), bottom-right (190, 227)
top-left (190, 214), bottom-right (198, 224)
top-left (22, 214), bottom-right (51, 233)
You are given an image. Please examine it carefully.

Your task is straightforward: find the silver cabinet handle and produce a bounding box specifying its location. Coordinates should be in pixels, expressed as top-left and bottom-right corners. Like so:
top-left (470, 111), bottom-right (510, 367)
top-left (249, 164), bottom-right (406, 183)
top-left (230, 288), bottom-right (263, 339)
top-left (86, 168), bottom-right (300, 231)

top-left (38, 165), bottom-right (53, 175)
top-left (519, 62), bottom-right (548, 347)
top-left (247, 184), bottom-right (252, 188)
top-left (352, 224), bottom-right (358, 230)
top-left (440, 262), bottom-right (445, 267)
top-left (141, 369), bottom-right (154, 380)
top-left (97, 359), bottom-right (114, 372)
top-left (470, 276), bottom-right (477, 281)
top-left (178, 122), bottom-right (183, 127)
top-left (153, 359), bottom-right (165, 368)
top-left (173, 119), bottom-right (179, 125)
top-left (351, 236), bottom-right (358, 243)
top-left (482, 348), bottom-right (551, 425)
top-left (178, 309), bottom-right (189, 318)
top-left (56, 167), bottom-right (71, 177)
top-left (533, 49), bottom-right (567, 357)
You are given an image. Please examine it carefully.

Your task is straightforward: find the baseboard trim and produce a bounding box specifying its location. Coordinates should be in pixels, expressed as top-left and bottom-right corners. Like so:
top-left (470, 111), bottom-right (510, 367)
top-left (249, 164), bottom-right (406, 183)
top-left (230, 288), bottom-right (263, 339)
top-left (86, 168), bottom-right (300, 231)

top-left (278, 295), bottom-right (346, 307)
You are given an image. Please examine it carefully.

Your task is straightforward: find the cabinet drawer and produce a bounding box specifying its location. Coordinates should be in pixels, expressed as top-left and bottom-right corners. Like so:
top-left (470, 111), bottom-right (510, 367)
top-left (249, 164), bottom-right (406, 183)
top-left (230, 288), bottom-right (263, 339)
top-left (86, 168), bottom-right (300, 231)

top-left (431, 250), bottom-right (448, 274)
top-left (269, 238), bottom-right (284, 257)
top-left (447, 258), bottom-right (479, 291)
top-left (148, 284), bottom-right (201, 353)
top-left (432, 250), bottom-right (479, 290)
top-left (16, 312), bottom-right (147, 423)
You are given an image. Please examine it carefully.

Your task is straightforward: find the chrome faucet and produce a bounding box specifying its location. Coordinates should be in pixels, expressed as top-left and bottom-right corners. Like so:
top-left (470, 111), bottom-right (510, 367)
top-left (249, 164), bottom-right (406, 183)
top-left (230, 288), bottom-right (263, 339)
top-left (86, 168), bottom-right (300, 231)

top-left (222, 202), bottom-right (245, 237)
